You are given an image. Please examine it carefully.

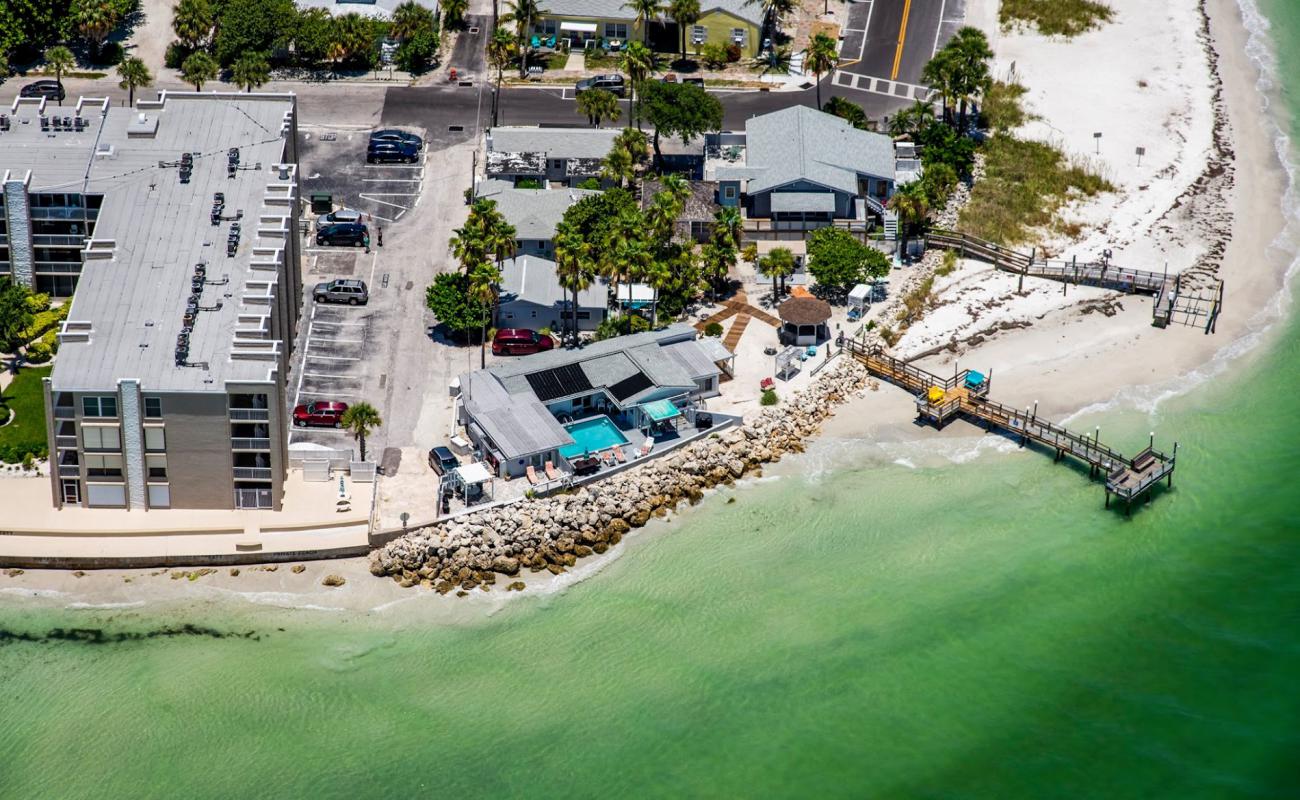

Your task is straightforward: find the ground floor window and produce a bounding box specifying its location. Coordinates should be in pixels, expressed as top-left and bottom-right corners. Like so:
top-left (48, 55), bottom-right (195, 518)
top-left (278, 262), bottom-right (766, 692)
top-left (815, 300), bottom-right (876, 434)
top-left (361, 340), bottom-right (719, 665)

top-left (61, 479), bottom-right (81, 505)
top-left (86, 483), bottom-right (126, 507)
top-left (604, 22), bottom-right (628, 39)
top-left (35, 274), bottom-right (78, 297)
top-left (147, 484), bottom-right (171, 508)
top-left (234, 483), bottom-right (273, 509)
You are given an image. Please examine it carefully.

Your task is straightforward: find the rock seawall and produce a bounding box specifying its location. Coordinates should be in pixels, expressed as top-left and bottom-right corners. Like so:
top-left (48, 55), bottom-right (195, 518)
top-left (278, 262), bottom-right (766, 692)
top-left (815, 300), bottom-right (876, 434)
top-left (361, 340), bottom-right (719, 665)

top-left (369, 360), bottom-right (871, 593)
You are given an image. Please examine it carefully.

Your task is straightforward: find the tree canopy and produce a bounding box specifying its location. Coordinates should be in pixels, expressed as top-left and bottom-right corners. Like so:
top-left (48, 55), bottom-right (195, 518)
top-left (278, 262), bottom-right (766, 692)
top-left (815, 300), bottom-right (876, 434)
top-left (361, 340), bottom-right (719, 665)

top-left (806, 228), bottom-right (888, 294)
top-left (0, 279), bottom-right (34, 354)
top-left (213, 0), bottom-right (296, 66)
top-left (639, 81), bottom-right (723, 165)
top-left (425, 272), bottom-right (482, 335)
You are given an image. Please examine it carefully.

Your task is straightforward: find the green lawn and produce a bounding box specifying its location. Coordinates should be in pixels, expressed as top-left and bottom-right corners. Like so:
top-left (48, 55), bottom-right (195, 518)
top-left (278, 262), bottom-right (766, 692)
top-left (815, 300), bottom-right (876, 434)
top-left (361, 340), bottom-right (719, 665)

top-left (0, 366), bottom-right (52, 463)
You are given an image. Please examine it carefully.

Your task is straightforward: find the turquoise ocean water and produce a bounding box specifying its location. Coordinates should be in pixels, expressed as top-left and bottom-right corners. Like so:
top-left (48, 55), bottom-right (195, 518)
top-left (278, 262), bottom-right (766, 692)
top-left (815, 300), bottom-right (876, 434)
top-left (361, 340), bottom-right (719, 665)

top-left (4, 5), bottom-right (1300, 797)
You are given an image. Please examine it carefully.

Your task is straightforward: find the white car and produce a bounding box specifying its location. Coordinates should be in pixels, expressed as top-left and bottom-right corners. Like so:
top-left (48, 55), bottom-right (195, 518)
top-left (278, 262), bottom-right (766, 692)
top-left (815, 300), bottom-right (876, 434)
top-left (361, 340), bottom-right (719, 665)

top-left (317, 208), bottom-right (363, 229)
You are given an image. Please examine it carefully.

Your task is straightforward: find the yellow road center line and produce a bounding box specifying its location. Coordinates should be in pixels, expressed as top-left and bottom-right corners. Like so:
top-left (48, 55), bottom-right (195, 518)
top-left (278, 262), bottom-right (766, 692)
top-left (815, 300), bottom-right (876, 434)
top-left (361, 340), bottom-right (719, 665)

top-left (891, 0), bottom-right (913, 81)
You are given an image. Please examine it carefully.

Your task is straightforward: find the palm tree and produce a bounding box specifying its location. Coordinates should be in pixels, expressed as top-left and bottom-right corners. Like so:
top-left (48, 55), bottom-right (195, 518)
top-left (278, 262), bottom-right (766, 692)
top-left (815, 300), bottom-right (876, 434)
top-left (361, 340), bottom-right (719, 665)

top-left (73, 0), bottom-right (120, 59)
top-left (231, 53), bottom-right (270, 92)
top-left (614, 126), bottom-right (650, 169)
top-left (487, 26), bottom-right (515, 126)
top-left (44, 46), bottom-right (75, 106)
top-left (751, 46), bottom-right (792, 75)
top-left (576, 88), bottom-right (621, 128)
top-left (643, 258), bottom-right (673, 328)
top-left (181, 51), bottom-right (219, 91)
top-left (467, 261), bottom-right (501, 367)
top-left (889, 182), bottom-right (929, 262)
top-left (619, 41), bottom-right (654, 127)
top-left (668, 0), bottom-right (701, 60)
top-left (950, 26), bottom-right (993, 130)
top-left (505, 0), bottom-right (547, 73)
top-left (553, 220), bottom-right (593, 345)
top-left (391, 1), bottom-right (435, 40)
top-left (920, 47), bottom-right (958, 125)
top-left (172, 0), bottom-right (215, 48)
top-left (746, 0), bottom-right (796, 35)
top-left (441, 0), bottom-right (469, 29)
top-left (623, 0), bottom-right (663, 46)
top-left (330, 12), bottom-right (375, 65)
top-left (804, 32), bottom-right (837, 110)
top-left (713, 205), bottom-right (742, 250)
top-left (340, 402), bottom-right (383, 462)
top-left (888, 99), bottom-right (933, 138)
top-left (116, 57), bottom-right (152, 106)
top-left (758, 247), bottom-right (795, 302)
top-left (326, 41), bottom-right (348, 77)
top-left (602, 145), bottom-right (635, 188)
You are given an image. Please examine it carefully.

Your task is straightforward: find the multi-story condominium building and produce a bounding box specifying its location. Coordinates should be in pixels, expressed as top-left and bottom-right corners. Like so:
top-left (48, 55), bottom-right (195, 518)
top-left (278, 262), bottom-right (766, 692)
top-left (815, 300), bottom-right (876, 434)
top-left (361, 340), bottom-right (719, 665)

top-left (0, 91), bottom-right (302, 511)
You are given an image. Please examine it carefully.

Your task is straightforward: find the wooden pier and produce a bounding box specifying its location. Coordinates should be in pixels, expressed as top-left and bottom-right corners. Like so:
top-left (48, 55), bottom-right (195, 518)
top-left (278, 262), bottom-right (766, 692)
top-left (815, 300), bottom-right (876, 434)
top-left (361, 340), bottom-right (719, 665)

top-left (925, 229), bottom-right (1224, 334)
top-left (845, 339), bottom-right (1177, 513)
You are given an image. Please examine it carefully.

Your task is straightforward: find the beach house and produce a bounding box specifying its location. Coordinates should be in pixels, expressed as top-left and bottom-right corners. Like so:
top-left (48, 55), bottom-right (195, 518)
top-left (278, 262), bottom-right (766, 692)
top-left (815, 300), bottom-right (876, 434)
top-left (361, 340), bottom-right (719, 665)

top-left (711, 106), bottom-right (900, 228)
top-left (456, 324), bottom-right (735, 479)
top-left (476, 180), bottom-right (599, 257)
top-left (531, 0), bottom-right (766, 58)
top-left (496, 254), bottom-right (609, 332)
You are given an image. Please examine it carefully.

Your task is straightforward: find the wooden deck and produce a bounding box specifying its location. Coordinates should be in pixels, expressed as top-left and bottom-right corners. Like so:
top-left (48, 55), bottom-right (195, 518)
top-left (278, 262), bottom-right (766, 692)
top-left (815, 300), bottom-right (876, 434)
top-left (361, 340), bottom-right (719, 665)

top-left (845, 339), bottom-right (1177, 512)
top-left (925, 229), bottom-right (1223, 333)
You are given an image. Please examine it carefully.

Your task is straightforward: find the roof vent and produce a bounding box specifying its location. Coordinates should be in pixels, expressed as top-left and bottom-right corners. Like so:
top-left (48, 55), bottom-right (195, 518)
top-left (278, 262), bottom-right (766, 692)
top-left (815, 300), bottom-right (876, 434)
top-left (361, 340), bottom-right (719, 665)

top-left (126, 111), bottom-right (159, 138)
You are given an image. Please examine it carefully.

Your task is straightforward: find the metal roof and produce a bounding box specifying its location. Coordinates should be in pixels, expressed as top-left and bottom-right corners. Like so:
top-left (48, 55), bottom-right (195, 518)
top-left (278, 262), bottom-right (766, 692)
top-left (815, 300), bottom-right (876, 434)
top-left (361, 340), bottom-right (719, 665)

top-left (488, 127), bottom-right (621, 160)
top-left (498, 255), bottom-right (608, 309)
top-left (743, 106), bottom-right (895, 195)
top-left (0, 92), bottom-right (298, 393)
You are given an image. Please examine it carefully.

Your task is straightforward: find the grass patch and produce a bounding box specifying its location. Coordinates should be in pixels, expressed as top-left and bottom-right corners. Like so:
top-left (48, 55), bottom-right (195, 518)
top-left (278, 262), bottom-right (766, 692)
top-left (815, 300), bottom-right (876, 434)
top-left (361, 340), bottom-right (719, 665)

top-left (958, 135), bottom-right (1113, 245)
top-left (935, 250), bottom-right (958, 277)
top-left (895, 276), bottom-right (935, 328)
top-left (0, 366), bottom-right (52, 463)
top-left (981, 81), bottom-right (1030, 134)
top-left (999, 0), bottom-right (1114, 38)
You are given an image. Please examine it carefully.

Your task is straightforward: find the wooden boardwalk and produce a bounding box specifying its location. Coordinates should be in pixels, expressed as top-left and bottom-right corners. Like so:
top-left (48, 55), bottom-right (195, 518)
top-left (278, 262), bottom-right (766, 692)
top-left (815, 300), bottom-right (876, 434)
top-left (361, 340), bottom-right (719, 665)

top-left (925, 229), bottom-right (1223, 333)
top-left (845, 339), bottom-right (1177, 513)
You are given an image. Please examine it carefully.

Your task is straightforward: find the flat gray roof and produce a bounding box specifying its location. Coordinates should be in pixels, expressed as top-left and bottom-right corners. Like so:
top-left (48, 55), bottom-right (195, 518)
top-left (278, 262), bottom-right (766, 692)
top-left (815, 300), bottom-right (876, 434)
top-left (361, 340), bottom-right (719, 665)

top-left (488, 127), bottom-right (621, 161)
top-left (0, 92), bottom-right (298, 392)
top-left (539, 0), bottom-right (763, 27)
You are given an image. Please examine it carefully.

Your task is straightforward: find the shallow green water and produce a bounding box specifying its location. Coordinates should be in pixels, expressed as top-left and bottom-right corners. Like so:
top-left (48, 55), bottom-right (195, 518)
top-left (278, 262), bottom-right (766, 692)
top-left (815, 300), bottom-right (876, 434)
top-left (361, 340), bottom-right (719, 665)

top-left (4, 5), bottom-right (1300, 798)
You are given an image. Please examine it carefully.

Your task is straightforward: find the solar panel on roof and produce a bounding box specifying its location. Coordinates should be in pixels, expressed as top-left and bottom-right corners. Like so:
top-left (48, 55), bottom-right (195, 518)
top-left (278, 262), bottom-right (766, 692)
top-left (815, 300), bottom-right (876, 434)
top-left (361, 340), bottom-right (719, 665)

top-left (608, 370), bottom-right (653, 401)
top-left (525, 363), bottom-right (592, 402)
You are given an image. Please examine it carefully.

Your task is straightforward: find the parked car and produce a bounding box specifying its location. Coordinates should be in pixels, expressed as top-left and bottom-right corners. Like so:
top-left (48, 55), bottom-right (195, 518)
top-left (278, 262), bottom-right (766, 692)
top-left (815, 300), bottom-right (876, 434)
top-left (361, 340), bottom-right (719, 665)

top-left (315, 222), bottom-right (369, 247)
top-left (575, 74), bottom-right (626, 97)
top-left (428, 446), bottom-right (459, 475)
top-left (313, 278), bottom-right (369, 305)
top-left (317, 208), bottom-right (363, 228)
top-left (20, 80), bottom-right (65, 101)
top-left (492, 328), bottom-right (554, 356)
top-left (293, 400), bottom-right (348, 428)
top-left (369, 129), bottom-right (423, 149)
top-left (367, 141), bottom-right (420, 164)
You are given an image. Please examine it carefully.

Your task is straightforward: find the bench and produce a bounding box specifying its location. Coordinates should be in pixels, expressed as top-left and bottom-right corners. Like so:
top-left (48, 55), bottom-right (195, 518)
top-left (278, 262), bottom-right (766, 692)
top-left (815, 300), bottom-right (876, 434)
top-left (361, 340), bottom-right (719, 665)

top-left (1132, 451), bottom-right (1156, 472)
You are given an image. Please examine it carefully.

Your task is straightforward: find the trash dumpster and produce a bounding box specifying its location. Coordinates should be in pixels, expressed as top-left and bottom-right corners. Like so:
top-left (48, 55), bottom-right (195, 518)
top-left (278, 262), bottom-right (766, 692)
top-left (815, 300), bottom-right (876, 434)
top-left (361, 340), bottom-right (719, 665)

top-left (310, 193), bottom-right (333, 214)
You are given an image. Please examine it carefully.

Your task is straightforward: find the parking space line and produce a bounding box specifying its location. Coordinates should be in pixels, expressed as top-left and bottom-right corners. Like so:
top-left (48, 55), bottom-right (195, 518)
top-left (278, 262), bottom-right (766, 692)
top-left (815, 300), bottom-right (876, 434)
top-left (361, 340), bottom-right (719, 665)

top-left (362, 197), bottom-right (415, 210)
top-left (303, 371), bottom-right (358, 380)
top-left (310, 337), bottom-right (367, 345)
top-left (311, 320), bottom-right (368, 327)
top-left (307, 354), bottom-right (362, 361)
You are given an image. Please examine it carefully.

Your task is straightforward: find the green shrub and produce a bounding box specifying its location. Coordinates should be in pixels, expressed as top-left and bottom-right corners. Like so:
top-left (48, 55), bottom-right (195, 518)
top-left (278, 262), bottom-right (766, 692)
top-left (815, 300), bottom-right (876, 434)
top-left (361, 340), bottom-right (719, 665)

top-left (576, 177), bottom-right (602, 190)
top-left (21, 452), bottom-right (34, 471)
top-left (935, 250), bottom-right (958, 277)
top-left (700, 42), bottom-right (728, 69)
top-left (24, 342), bottom-right (52, 363)
top-left (760, 388), bottom-right (778, 406)
top-left (594, 314), bottom-right (650, 341)
top-left (999, 0), bottom-right (1114, 37)
top-left (24, 293), bottom-right (50, 314)
top-left (19, 304), bottom-right (69, 344)
top-left (704, 321), bottom-right (723, 337)
top-left (515, 177), bottom-right (544, 189)
top-left (165, 42), bottom-right (191, 69)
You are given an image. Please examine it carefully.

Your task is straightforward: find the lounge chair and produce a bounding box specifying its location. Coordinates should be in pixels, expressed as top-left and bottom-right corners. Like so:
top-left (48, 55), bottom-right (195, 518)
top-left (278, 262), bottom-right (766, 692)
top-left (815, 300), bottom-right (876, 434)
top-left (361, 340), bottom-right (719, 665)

top-left (612, 445), bottom-right (627, 463)
top-left (526, 465), bottom-right (540, 485)
top-left (638, 439), bottom-right (653, 458)
top-left (530, 35), bottom-right (541, 48)
top-left (545, 460), bottom-right (559, 480)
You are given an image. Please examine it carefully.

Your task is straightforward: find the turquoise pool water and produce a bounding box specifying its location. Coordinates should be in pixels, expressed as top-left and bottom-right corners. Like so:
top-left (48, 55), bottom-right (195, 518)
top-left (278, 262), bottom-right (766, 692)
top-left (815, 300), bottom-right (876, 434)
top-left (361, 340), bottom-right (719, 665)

top-left (559, 416), bottom-right (628, 459)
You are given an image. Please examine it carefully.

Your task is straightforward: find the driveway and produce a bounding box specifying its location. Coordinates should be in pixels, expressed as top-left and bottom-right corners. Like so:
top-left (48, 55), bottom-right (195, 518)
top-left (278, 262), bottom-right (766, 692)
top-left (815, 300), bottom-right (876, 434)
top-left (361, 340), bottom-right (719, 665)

top-left (298, 126), bottom-right (429, 225)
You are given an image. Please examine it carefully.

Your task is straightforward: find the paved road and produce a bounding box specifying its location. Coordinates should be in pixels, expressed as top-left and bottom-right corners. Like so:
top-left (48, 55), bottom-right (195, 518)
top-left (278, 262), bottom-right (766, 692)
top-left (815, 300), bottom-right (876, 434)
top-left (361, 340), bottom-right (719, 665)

top-left (836, 0), bottom-right (963, 103)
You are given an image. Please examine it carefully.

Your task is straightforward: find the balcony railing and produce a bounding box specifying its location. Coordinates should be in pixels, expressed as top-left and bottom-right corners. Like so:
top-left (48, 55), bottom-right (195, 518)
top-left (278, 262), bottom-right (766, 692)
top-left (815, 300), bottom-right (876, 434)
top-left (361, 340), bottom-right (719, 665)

top-left (31, 234), bottom-right (86, 247)
top-left (58, 465), bottom-right (80, 477)
top-left (53, 407), bottom-right (76, 419)
top-left (233, 467), bottom-right (273, 480)
top-left (55, 435), bottom-right (78, 448)
top-left (231, 437), bottom-right (272, 450)
top-left (229, 408), bottom-right (270, 421)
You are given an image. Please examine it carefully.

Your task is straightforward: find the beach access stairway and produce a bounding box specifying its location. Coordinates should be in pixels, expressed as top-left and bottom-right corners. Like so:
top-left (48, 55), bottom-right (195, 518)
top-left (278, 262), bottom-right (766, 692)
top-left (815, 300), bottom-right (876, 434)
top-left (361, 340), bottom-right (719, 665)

top-left (844, 339), bottom-right (1177, 512)
top-left (925, 229), bottom-right (1224, 333)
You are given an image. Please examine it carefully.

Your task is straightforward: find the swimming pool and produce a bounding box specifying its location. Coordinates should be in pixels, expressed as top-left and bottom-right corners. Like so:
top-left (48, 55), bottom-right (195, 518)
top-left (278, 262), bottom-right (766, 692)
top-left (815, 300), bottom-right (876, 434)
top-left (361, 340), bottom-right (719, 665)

top-left (559, 416), bottom-right (629, 460)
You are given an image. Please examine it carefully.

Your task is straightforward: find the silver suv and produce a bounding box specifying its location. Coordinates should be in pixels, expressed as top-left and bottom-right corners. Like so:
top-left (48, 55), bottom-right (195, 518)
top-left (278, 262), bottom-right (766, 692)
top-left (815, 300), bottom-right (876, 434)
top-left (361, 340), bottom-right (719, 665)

top-left (313, 279), bottom-right (369, 305)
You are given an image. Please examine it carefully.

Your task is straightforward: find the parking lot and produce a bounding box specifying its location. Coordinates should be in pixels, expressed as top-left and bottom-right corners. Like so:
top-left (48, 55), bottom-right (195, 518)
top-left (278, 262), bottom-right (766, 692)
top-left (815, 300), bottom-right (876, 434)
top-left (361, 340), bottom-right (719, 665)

top-left (299, 126), bottom-right (428, 225)
top-left (288, 248), bottom-right (386, 453)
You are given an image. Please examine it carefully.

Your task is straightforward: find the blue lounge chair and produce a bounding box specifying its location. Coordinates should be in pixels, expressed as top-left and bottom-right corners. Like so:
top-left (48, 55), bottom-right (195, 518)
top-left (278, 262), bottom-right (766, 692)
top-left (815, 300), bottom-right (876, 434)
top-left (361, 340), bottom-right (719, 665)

top-left (531, 35), bottom-right (541, 48)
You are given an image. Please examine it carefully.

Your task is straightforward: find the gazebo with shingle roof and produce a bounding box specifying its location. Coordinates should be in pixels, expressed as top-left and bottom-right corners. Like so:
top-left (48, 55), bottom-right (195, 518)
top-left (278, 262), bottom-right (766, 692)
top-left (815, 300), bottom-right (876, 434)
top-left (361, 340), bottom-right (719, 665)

top-left (777, 296), bottom-right (832, 346)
